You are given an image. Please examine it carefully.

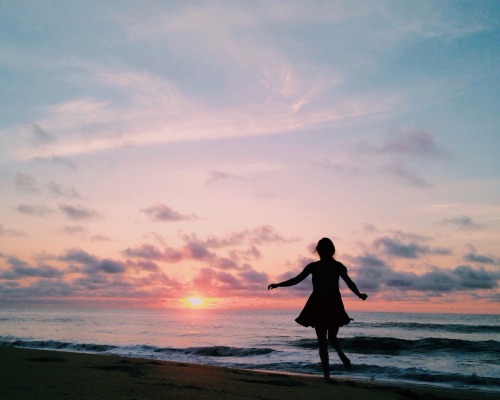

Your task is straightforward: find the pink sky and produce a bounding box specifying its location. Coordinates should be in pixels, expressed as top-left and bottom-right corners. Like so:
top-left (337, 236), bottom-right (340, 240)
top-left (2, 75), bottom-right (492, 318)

top-left (1, 1), bottom-right (499, 313)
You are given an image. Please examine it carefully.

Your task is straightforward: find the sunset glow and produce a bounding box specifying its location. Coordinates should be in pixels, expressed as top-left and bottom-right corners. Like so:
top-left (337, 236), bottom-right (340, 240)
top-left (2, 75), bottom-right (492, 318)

top-left (185, 297), bottom-right (205, 308)
top-left (0, 1), bottom-right (499, 314)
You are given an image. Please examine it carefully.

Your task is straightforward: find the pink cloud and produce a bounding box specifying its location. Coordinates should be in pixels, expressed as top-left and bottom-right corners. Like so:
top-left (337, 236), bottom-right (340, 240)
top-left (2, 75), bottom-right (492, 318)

top-left (141, 203), bottom-right (199, 222)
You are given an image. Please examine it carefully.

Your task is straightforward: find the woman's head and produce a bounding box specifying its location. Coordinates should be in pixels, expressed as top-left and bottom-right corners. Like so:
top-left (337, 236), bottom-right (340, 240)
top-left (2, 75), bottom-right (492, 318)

top-left (315, 237), bottom-right (335, 259)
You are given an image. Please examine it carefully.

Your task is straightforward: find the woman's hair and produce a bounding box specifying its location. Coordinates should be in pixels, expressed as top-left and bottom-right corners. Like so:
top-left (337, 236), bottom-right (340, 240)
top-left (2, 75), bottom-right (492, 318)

top-left (315, 237), bottom-right (336, 259)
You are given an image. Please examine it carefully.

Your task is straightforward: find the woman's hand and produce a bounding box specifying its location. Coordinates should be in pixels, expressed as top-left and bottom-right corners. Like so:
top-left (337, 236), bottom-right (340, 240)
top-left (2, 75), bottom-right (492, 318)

top-left (358, 293), bottom-right (368, 300)
top-left (267, 283), bottom-right (279, 290)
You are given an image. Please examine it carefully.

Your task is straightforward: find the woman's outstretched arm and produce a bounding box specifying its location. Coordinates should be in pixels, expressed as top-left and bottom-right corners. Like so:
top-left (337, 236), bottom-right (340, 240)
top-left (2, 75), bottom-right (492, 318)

top-left (268, 264), bottom-right (313, 290)
top-left (340, 268), bottom-right (368, 300)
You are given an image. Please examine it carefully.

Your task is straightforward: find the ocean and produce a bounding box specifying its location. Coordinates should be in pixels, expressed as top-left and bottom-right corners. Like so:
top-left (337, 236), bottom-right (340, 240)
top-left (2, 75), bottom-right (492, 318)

top-left (0, 307), bottom-right (498, 393)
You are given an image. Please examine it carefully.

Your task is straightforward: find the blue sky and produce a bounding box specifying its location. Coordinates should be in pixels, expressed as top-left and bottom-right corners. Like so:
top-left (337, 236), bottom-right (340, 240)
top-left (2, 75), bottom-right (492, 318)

top-left (0, 1), bottom-right (499, 311)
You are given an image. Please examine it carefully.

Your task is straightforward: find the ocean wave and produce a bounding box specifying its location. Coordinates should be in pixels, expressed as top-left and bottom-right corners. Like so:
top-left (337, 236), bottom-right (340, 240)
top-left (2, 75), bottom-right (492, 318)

top-left (0, 338), bottom-right (118, 353)
top-left (362, 322), bottom-right (500, 334)
top-left (156, 345), bottom-right (276, 357)
top-left (1, 336), bottom-right (498, 392)
top-left (291, 336), bottom-right (500, 356)
top-left (239, 361), bottom-right (500, 389)
top-left (1, 337), bottom-right (276, 359)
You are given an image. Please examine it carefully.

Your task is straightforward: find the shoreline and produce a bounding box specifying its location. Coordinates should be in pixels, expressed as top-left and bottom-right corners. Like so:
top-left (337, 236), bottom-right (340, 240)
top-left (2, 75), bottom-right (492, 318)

top-left (0, 347), bottom-right (496, 400)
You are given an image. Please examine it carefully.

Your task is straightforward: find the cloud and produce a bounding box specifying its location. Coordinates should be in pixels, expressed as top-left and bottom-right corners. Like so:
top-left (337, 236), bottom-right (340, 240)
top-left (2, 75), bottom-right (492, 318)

top-left (192, 268), bottom-right (243, 295)
top-left (15, 173), bottom-right (41, 194)
top-left (59, 225), bottom-right (88, 235)
top-left (96, 259), bottom-right (127, 274)
top-left (59, 204), bottom-right (101, 220)
top-left (0, 249), bottom-right (182, 303)
top-left (452, 265), bottom-right (499, 289)
top-left (59, 248), bottom-right (98, 266)
top-left (0, 257), bottom-right (62, 280)
top-left (122, 241), bottom-right (237, 268)
top-left (34, 156), bottom-right (78, 170)
top-left (0, 224), bottom-right (24, 237)
top-left (47, 182), bottom-right (82, 198)
top-left (184, 241), bottom-right (216, 261)
top-left (90, 234), bottom-right (113, 243)
top-left (30, 123), bottom-right (56, 147)
top-left (356, 128), bottom-right (445, 158)
top-left (409, 265), bottom-right (499, 292)
top-left (122, 225), bottom-right (290, 269)
top-left (318, 158), bottom-right (360, 174)
top-left (345, 254), bottom-right (390, 291)
top-left (191, 266), bottom-right (269, 296)
top-left (228, 245), bottom-right (261, 261)
top-left (118, 226), bottom-right (296, 271)
top-left (13, 174), bottom-right (81, 199)
top-left (353, 128), bottom-right (448, 187)
top-left (351, 255), bottom-right (499, 293)
top-left (59, 248), bottom-right (126, 274)
top-left (126, 260), bottom-right (160, 273)
top-left (463, 249), bottom-right (498, 265)
top-left (122, 226), bottom-right (290, 271)
top-left (122, 244), bottom-right (181, 262)
top-left (239, 269), bottom-right (269, 287)
top-left (190, 225), bottom-right (299, 248)
top-left (385, 163), bottom-right (433, 188)
top-left (16, 204), bottom-right (55, 217)
top-left (439, 215), bottom-right (484, 231)
top-left (141, 203), bottom-right (198, 222)
top-left (206, 170), bottom-right (254, 184)
top-left (373, 236), bottom-right (450, 259)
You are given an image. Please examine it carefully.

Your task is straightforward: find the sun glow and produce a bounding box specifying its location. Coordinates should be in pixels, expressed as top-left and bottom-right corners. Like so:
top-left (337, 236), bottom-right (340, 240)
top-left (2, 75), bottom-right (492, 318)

top-left (185, 296), bottom-right (205, 308)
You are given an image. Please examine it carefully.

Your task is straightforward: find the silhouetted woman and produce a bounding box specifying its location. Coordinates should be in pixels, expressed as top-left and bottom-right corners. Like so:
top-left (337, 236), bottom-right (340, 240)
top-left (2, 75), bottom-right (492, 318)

top-left (268, 237), bottom-right (367, 380)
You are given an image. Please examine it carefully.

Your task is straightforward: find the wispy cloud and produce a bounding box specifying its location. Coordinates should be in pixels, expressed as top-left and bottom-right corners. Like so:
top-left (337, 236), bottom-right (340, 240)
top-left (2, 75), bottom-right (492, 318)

top-left (16, 204), bottom-right (55, 217)
top-left (13, 173), bottom-right (82, 199)
top-left (90, 234), bottom-right (113, 243)
top-left (30, 123), bottom-right (56, 147)
top-left (141, 203), bottom-right (199, 222)
top-left (183, 225), bottom-right (299, 248)
top-left (356, 128), bottom-right (445, 158)
top-left (352, 128), bottom-right (447, 187)
top-left (59, 225), bottom-right (88, 236)
top-left (385, 163), bottom-right (433, 188)
top-left (15, 173), bottom-right (41, 195)
top-left (206, 170), bottom-right (255, 185)
top-left (59, 204), bottom-right (101, 221)
top-left (0, 224), bottom-right (25, 237)
top-left (47, 182), bottom-right (82, 199)
top-left (34, 156), bottom-right (78, 170)
top-left (439, 215), bottom-right (484, 231)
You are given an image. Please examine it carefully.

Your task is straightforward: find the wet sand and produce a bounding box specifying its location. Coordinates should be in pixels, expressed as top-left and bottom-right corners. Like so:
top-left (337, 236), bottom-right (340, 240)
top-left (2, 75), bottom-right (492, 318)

top-left (0, 347), bottom-right (494, 400)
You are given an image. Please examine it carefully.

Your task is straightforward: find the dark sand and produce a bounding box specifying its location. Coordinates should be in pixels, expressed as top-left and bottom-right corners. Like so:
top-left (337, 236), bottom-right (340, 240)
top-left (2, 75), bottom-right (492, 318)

top-left (0, 347), bottom-right (495, 400)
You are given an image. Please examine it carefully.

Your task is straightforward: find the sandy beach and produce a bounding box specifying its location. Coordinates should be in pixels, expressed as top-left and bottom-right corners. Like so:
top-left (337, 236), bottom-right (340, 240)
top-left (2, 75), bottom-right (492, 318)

top-left (0, 347), bottom-right (495, 400)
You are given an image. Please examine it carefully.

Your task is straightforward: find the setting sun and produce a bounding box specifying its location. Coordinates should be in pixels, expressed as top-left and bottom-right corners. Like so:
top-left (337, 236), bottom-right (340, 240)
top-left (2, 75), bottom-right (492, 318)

top-left (185, 296), bottom-right (205, 308)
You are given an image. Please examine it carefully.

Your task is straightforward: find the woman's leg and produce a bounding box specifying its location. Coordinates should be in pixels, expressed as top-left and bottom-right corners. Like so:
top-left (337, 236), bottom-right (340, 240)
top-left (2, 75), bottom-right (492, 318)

top-left (328, 326), bottom-right (351, 369)
top-left (314, 327), bottom-right (330, 379)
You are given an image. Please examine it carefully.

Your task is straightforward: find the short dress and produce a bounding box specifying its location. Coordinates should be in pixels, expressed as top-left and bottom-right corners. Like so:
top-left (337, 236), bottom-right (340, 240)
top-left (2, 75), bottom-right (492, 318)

top-left (295, 260), bottom-right (353, 328)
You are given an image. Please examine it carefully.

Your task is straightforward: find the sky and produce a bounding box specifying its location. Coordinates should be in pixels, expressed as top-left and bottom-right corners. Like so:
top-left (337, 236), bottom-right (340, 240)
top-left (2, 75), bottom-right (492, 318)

top-left (1, 0), bottom-right (499, 313)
